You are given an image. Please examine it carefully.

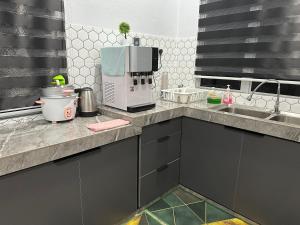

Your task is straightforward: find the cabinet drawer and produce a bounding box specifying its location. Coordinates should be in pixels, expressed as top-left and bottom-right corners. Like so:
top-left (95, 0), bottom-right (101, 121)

top-left (141, 118), bottom-right (182, 144)
top-left (140, 132), bottom-right (181, 176)
top-left (139, 160), bottom-right (180, 207)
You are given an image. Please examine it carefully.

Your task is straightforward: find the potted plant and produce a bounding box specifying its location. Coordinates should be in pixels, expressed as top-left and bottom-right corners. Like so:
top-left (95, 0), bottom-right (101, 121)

top-left (119, 22), bottom-right (130, 45)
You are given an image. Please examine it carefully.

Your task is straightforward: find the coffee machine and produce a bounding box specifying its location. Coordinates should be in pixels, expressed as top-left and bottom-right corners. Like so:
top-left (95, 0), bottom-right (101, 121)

top-left (101, 46), bottom-right (159, 112)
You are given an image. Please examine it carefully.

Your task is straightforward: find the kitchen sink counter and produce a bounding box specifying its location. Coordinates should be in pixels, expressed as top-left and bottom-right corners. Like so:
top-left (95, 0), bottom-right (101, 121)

top-left (100, 100), bottom-right (300, 143)
top-left (0, 115), bottom-right (141, 177)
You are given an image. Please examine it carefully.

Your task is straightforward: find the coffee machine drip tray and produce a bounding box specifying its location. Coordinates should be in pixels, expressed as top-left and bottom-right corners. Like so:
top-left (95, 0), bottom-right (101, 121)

top-left (127, 103), bottom-right (156, 113)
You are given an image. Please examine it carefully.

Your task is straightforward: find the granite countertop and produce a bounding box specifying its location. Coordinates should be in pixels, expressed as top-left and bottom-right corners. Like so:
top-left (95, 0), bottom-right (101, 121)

top-left (100, 100), bottom-right (300, 143)
top-left (1, 100), bottom-right (299, 177)
top-left (0, 115), bottom-right (141, 177)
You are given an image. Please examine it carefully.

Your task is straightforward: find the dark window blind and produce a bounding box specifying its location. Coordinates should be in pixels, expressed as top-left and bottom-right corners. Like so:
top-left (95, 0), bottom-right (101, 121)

top-left (195, 0), bottom-right (300, 82)
top-left (0, 0), bottom-right (67, 112)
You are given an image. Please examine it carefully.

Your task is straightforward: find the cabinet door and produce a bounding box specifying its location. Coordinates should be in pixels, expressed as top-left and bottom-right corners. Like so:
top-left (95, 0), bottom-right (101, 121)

top-left (0, 158), bottom-right (82, 225)
top-left (140, 160), bottom-right (180, 207)
top-left (235, 133), bottom-right (300, 225)
top-left (80, 137), bottom-right (138, 225)
top-left (180, 118), bottom-right (243, 209)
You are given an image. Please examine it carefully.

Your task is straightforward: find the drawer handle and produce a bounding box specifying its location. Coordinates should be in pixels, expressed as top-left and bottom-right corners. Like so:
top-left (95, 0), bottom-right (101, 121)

top-left (157, 136), bottom-right (170, 143)
top-left (157, 164), bottom-right (169, 172)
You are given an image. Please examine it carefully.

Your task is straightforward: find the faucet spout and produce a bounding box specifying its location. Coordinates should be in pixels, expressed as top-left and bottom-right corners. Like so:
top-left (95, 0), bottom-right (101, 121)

top-left (247, 79), bottom-right (281, 114)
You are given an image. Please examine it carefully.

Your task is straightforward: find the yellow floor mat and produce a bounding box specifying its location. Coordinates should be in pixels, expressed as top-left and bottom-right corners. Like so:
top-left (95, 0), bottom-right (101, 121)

top-left (124, 215), bottom-right (142, 225)
top-left (206, 218), bottom-right (249, 225)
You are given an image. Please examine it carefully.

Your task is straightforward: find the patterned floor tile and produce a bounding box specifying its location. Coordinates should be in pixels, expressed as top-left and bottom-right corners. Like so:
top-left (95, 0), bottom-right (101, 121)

top-left (162, 193), bottom-right (185, 208)
top-left (124, 186), bottom-right (249, 225)
top-left (187, 201), bottom-right (206, 222)
top-left (147, 199), bottom-right (170, 212)
top-left (206, 203), bottom-right (234, 223)
top-left (174, 205), bottom-right (203, 225)
top-left (152, 209), bottom-right (175, 225)
top-left (174, 187), bottom-right (203, 204)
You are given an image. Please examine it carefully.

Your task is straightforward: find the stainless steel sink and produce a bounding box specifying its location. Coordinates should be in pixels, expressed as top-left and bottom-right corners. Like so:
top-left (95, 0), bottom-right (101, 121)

top-left (269, 114), bottom-right (300, 126)
top-left (217, 107), bottom-right (272, 119)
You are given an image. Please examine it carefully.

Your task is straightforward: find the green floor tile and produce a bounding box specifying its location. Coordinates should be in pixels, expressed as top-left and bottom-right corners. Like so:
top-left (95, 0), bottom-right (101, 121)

top-left (206, 203), bottom-right (234, 223)
top-left (152, 209), bottom-right (175, 225)
top-left (139, 213), bottom-right (149, 225)
top-left (126, 187), bottom-right (247, 225)
top-left (174, 187), bottom-right (203, 204)
top-left (174, 205), bottom-right (203, 225)
top-left (146, 214), bottom-right (163, 225)
top-left (147, 199), bottom-right (171, 212)
top-left (162, 193), bottom-right (185, 208)
top-left (187, 201), bottom-right (206, 222)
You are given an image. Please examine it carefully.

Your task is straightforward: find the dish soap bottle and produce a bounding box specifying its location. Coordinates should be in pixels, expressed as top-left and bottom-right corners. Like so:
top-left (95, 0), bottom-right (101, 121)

top-left (222, 85), bottom-right (233, 106)
top-left (207, 88), bottom-right (222, 104)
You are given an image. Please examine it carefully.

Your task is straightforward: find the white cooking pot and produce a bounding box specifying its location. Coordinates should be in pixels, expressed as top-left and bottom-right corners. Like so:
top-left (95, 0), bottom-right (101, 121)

top-left (36, 94), bottom-right (78, 123)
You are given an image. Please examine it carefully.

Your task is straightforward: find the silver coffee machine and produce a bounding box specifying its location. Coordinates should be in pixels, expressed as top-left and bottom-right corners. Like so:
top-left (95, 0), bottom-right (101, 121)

top-left (101, 46), bottom-right (159, 112)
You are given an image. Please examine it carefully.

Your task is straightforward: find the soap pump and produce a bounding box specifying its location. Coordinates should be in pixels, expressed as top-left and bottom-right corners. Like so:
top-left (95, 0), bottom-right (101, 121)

top-left (222, 85), bottom-right (233, 106)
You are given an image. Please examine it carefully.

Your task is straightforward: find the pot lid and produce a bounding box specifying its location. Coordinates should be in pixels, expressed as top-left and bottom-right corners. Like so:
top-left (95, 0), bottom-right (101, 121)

top-left (41, 93), bottom-right (78, 99)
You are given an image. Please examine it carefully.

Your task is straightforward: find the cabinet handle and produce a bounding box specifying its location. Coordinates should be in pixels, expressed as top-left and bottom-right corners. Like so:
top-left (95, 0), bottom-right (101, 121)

top-left (157, 164), bottom-right (169, 173)
top-left (157, 136), bottom-right (170, 143)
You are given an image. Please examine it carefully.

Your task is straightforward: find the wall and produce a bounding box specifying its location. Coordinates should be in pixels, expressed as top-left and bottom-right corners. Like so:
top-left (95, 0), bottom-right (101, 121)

top-left (176, 0), bottom-right (199, 38)
top-left (64, 0), bottom-right (179, 37)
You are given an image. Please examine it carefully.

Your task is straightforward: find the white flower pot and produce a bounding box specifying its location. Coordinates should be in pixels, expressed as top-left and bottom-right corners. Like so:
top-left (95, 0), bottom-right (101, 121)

top-left (121, 38), bottom-right (130, 46)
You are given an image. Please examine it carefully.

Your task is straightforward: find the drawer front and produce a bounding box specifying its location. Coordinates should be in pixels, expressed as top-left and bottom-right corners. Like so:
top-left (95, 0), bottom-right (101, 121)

top-left (139, 160), bottom-right (180, 207)
top-left (141, 118), bottom-right (182, 144)
top-left (140, 132), bottom-right (181, 176)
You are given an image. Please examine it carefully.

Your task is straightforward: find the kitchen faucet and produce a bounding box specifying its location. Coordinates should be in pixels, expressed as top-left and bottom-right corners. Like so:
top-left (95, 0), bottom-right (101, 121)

top-left (247, 79), bottom-right (281, 114)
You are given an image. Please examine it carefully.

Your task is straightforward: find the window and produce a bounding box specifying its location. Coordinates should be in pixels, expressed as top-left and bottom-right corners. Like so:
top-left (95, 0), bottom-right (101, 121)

top-left (195, 0), bottom-right (300, 96)
top-left (0, 0), bottom-right (67, 113)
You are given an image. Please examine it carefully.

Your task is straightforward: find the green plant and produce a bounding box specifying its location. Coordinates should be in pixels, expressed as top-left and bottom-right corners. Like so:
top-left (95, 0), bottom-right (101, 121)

top-left (119, 22), bottom-right (130, 39)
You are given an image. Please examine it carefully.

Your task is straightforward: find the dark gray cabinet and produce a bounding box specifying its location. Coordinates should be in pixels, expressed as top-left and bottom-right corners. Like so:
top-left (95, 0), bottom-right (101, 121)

top-left (0, 158), bottom-right (82, 225)
top-left (140, 160), bottom-right (180, 206)
top-left (180, 118), bottom-right (243, 209)
top-left (139, 118), bottom-right (182, 207)
top-left (235, 132), bottom-right (300, 225)
top-left (80, 137), bottom-right (138, 225)
top-left (0, 136), bottom-right (138, 225)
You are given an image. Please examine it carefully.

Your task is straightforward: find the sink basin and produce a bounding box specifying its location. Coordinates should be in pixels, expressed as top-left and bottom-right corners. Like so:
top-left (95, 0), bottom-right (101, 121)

top-left (218, 107), bottom-right (272, 119)
top-left (269, 114), bottom-right (300, 126)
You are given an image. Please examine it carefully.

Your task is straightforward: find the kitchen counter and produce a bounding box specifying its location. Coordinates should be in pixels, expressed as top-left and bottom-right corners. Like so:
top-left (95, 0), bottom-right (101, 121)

top-left (1, 100), bottom-right (300, 177)
top-left (0, 115), bottom-right (141, 176)
top-left (101, 100), bottom-right (300, 143)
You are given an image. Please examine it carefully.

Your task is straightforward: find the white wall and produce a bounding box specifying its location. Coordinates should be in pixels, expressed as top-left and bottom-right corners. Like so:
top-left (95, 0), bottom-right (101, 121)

top-left (64, 0), bottom-right (180, 37)
top-left (176, 0), bottom-right (199, 38)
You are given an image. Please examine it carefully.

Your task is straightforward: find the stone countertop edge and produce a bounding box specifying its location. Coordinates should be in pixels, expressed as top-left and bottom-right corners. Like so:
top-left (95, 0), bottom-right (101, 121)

top-left (0, 124), bottom-right (141, 177)
top-left (100, 102), bottom-right (300, 143)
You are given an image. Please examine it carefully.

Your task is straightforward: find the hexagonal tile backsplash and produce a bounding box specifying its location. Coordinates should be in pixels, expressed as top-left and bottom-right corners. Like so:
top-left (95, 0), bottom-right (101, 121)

top-left (65, 23), bottom-right (196, 104)
top-left (66, 23), bottom-right (300, 114)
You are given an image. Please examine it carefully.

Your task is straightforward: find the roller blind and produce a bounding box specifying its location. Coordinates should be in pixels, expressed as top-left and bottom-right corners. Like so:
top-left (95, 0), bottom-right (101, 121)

top-left (0, 0), bottom-right (67, 112)
top-left (195, 0), bottom-right (300, 82)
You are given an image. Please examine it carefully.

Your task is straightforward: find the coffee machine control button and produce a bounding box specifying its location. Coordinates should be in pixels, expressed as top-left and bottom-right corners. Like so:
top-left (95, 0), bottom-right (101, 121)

top-left (133, 79), bottom-right (138, 85)
top-left (141, 78), bottom-right (145, 85)
top-left (148, 78), bottom-right (153, 84)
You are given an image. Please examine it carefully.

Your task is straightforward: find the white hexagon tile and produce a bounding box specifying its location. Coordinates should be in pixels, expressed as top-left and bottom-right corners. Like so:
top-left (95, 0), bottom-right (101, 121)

top-left (65, 23), bottom-right (197, 103)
